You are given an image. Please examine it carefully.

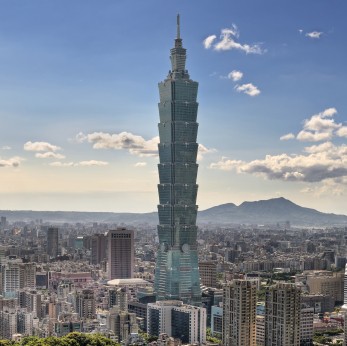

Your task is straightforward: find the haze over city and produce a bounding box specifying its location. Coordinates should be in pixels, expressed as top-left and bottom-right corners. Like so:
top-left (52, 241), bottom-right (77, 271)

top-left (0, 0), bottom-right (346, 214)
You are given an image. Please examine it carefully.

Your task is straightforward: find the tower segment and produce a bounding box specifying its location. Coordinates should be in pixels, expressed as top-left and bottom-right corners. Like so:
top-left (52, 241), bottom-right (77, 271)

top-left (154, 15), bottom-right (201, 305)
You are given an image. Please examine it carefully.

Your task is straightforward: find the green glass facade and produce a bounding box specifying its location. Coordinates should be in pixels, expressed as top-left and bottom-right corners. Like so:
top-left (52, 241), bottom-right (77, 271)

top-left (154, 16), bottom-right (201, 305)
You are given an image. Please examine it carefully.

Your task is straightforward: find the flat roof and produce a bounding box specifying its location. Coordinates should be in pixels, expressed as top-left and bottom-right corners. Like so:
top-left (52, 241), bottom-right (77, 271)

top-left (107, 278), bottom-right (150, 286)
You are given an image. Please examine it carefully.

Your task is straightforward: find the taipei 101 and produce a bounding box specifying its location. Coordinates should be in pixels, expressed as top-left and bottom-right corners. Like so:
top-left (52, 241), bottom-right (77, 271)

top-left (0, 1), bottom-right (346, 345)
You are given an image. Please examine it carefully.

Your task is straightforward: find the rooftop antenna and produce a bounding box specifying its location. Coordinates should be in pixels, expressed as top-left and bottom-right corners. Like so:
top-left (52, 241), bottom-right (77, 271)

top-left (177, 14), bottom-right (180, 39)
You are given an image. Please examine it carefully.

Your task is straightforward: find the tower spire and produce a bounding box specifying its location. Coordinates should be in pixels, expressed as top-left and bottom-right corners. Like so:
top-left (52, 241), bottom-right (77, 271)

top-left (177, 14), bottom-right (180, 39)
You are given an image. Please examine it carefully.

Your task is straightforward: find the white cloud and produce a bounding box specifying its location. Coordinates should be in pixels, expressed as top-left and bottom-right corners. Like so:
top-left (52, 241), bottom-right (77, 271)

top-left (228, 70), bottom-right (243, 82)
top-left (337, 126), bottom-right (347, 138)
top-left (76, 131), bottom-right (215, 159)
top-left (77, 160), bottom-right (109, 166)
top-left (210, 142), bottom-right (347, 183)
top-left (203, 35), bottom-right (217, 49)
top-left (76, 131), bottom-right (159, 157)
top-left (24, 141), bottom-right (61, 152)
top-left (296, 108), bottom-right (343, 142)
top-left (197, 144), bottom-right (217, 161)
top-left (306, 31), bottom-right (323, 39)
top-left (134, 162), bottom-right (147, 167)
top-left (49, 162), bottom-right (74, 167)
top-left (0, 156), bottom-right (24, 168)
top-left (35, 152), bottom-right (66, 159)
top-left (49, 160), bottom-right (108, 167)
top-left (280, 133), bottom-right (295, 141)
top-left (1, 146), bottom-right (11, 150)
top-left (235, 83), bottom-right (260, 96)
top-left (203, 24), bottom-right (264, 54)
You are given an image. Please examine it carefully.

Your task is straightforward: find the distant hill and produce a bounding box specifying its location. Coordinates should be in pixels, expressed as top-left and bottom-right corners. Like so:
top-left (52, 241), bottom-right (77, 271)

top-left (198, 197), bottom-right (347, 226)
top-left (1, 197), bottom-right (346, 226)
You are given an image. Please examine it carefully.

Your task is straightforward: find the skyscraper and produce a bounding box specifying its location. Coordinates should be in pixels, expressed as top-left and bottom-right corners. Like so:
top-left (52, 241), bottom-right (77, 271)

top-left (154, 15), bottom-right (201, 305)
top-left (107, 228), bottom-right (134, 280)
top-left (47, 227), bottom-right (59, 258)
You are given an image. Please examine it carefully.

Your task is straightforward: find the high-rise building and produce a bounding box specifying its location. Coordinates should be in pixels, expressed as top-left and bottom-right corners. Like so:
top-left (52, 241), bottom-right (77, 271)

top-left (147, 300), bottom-right (206, 344)
top-left (76, 289), bottom-right (96, 320)
top-left (0, 216), bottom-right (6, 230)
top-left (47, 227), bottom-right (59, 258)
top-left (199, 261), bottom-right (218, 288)
top-left (265, 283), bottom-right (301, 346)
top-left (107, 228), bottom-right (134, 280)
top-left (90, 233), bottom-right (107, 265)
top-left (1, 258), bottom-right (22, 298)
top-left (222, 279), bottom-right (257, 346)
top-left (154, 14), bottom-right (201, 305)
top-left (342, 264), bottom-right (347, 346)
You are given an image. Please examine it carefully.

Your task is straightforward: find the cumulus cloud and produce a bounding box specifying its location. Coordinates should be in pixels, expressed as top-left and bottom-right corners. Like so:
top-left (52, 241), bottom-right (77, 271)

top-left (235, 83), bottom-right (260, 96)
top-left (24, 141), bottom-right (61, 152)
top-left (76, 131), bottom-right (215, 159)
top-left (197, 144), bottom-right (217, 161)
top-left (76, 132), bottom-right (159, 157)
top-left (295, 108), bottom-right (346, 142)
top-left (134, 162), bottom-right (147, 167)
top-left (210, 142), bottom-right (347, 183)
top-left (280, 133), bottom-right (295, 141)
top-left (0, 156), bottom-right (24, 168)
top-left (1, 146), bottom-right (11, 150)
top-left (306, 31), bottom-right (323, 39)
top-left (35, 152), bottom-right (66, 159)
top-left (203, 25), bottom-right (264, 54)
top-left (228, 70), bottom-right (243, 82)
top-left (203, 35), bottom-right (217, 49)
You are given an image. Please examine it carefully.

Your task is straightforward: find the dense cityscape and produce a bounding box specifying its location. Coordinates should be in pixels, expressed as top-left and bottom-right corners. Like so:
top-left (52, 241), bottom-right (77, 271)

top-left (1, 3), bottom-right (346, 346)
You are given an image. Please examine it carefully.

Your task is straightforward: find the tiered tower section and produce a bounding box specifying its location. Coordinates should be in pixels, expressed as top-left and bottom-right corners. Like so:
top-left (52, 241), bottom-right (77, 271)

top-left (154, 15), bottom-right (201, 305)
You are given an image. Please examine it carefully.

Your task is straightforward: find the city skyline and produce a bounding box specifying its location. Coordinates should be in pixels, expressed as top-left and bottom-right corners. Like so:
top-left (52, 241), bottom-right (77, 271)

top-left (0, 0), bottom-right (346, 214)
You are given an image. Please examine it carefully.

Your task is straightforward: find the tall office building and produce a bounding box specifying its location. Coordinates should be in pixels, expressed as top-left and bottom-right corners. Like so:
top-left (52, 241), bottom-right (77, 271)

top-left (265, 283), bottom-right (301, 346)
top-left (107, 228), bottom-right (134, 280)
top-left (222, 279), bottom-right (257, 346)
top-left (154, 14), bottom-right (201, 305)
top-left (47, 227), bottom-right (59, 258)
top-left (90, 233), bottom-right (107, 265)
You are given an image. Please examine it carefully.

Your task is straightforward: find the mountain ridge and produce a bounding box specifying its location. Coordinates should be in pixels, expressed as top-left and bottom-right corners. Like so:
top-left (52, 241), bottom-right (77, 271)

top-left (1, 197), bottom-right (346, 226)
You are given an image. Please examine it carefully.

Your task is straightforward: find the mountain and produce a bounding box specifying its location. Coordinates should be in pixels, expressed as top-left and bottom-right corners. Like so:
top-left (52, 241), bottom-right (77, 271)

top-left (0, 197), bottom-right (346, 226)
top-left (198, 197), bottom-right (347, 226)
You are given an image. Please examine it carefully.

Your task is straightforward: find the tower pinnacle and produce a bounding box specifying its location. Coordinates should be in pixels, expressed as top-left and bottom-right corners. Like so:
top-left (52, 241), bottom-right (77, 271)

top-left (177, 14), bottom-right (180, 39)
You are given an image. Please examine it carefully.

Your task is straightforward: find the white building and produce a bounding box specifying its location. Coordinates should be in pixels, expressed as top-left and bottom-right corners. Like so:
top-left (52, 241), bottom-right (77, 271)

top-left (147, 300), bottom-right (206, 345)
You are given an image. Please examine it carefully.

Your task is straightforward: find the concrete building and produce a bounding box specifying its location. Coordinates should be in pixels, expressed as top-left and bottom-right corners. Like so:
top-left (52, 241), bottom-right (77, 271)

top-left (107, 306), bottom-right (138, 343)
top-left (91, 233), bottom-right (107, 265)
top-left (222, 279), bottom-right (257, 346)
top-left (306, 271), bottom-right (344, 303)
top-left (265, 283), bottom-right (301, 346)
top-left (199, 261), bottom-right (217, 288)
top-left (76, 289), bottom-right (96, 320)
top-left (300, 306), bottom-right (314, 346)
top-left (1, 258), bottom-right (22, 298)
top-left (107, 228), bottom-right (134, 280)
top-left (147, 300), bottom-right (206, 344)
top-left (47, 227), bottom-right (59, 258)
top-left (256, 315), bottom-right (265, 346)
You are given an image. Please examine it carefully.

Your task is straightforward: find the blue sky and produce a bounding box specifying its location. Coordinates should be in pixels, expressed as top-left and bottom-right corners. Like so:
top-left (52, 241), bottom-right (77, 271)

top-left (0, 0), bottom-right (346, 214)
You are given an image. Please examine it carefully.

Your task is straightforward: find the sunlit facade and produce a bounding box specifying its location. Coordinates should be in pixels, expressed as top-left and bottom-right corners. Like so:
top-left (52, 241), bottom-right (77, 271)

top-left (154, 15), bottom-right (201, 305)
